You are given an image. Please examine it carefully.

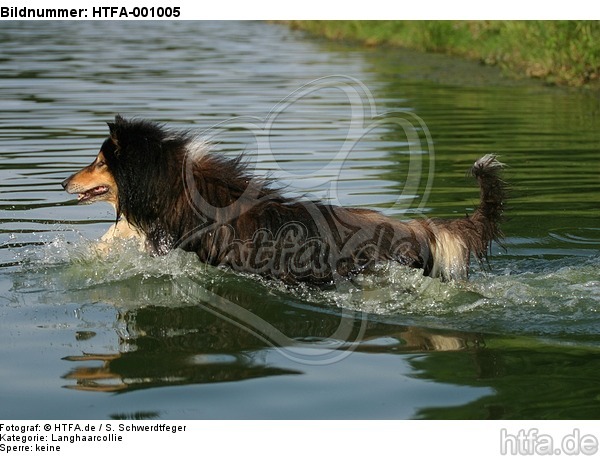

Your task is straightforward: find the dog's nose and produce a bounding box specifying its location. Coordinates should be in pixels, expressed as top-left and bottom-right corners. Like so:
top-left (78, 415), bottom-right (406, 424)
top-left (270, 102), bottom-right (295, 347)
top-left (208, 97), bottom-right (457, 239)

top-left (61, 176), bottom-right (71, 190)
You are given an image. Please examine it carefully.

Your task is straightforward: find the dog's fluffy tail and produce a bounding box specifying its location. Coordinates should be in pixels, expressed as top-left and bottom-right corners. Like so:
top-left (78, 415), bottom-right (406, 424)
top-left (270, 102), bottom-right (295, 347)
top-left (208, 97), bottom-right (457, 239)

top-left (469, 154), bottom-right (506, 246)
top-left (421, 154), bottom-right (506, 280)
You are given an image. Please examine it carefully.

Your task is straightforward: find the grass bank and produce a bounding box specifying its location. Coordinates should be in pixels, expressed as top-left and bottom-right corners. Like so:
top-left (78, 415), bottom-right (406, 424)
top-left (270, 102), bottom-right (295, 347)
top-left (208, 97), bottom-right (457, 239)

top-left (287, 21), bottom-right (600, 88)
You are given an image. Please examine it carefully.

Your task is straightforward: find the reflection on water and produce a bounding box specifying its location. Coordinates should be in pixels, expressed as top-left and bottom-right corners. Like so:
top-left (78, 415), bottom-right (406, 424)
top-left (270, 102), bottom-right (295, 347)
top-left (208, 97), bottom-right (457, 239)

top-left (0, 21), bottom-right (599, 419)
top-left (61, 301), bottom-right (480, 394)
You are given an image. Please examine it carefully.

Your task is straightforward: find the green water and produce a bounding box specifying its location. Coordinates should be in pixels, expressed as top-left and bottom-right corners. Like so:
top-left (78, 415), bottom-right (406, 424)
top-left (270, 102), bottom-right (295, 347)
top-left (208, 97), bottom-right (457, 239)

top-left (0, 21), bottom-right (599, 419)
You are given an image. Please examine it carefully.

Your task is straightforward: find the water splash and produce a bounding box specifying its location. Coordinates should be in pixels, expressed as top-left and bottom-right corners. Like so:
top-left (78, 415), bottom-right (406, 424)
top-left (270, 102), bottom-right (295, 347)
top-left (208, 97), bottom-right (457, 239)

top-left (12, 236), bottom-right (222, 307)
top-left (322, 255), bottom-right (600, 337)
top-left (11, 234), bottom-right (600, 338)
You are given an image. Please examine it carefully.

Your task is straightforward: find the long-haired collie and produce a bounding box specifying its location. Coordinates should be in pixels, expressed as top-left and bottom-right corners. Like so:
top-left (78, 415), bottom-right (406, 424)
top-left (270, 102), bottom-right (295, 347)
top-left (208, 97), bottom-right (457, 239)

top-left (62, 115), bottom-right (506, 286)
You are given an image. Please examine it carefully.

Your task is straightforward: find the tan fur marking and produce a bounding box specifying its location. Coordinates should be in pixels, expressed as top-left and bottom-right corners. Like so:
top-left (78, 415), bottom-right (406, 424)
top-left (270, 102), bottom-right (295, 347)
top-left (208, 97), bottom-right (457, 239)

top-left (62, 151), bottom-right (118, 207)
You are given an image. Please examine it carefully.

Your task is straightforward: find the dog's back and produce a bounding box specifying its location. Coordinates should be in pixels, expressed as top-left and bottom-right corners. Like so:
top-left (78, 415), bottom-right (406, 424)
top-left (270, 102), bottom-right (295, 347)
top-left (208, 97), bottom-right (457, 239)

top-left (178, 150), bottom-right (506, 284)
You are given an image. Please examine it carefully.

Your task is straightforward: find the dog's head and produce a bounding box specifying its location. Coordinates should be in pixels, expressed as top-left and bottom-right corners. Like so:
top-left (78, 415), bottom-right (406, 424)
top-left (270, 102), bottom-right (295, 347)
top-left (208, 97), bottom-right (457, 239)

top-left (61, 137), bottom-right (119, 207)
top-left (62, 115), bottom-right (177, 216)
top-left (61, 114), bottom-right (154, 208)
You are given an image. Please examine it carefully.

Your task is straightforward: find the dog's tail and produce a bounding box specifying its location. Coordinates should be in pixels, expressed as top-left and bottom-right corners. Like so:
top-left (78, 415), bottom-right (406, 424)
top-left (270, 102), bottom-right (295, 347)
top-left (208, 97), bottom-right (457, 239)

top-left (469, 154), bottom-right (506, 246)
top-left (420, 154), bottom-right (507, 280)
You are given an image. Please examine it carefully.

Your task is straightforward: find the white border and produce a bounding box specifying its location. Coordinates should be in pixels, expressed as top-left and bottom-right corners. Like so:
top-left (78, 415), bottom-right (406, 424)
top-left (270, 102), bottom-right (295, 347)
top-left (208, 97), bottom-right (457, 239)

top-left (2, 421), bottom-right (600, 456)
top-left (0, 1), bottom-right (595, 20)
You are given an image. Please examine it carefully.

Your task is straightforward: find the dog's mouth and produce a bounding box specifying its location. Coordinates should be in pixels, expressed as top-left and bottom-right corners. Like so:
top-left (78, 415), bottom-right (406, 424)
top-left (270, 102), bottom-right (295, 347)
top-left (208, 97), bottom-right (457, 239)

top-left (78, 186), bottom-right (110, 203)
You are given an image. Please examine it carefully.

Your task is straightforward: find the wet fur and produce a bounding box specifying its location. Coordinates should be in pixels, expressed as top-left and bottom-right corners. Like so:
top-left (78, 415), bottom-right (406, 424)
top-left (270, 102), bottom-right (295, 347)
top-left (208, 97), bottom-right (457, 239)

top-left (63, 115), bottom-right (507, 286)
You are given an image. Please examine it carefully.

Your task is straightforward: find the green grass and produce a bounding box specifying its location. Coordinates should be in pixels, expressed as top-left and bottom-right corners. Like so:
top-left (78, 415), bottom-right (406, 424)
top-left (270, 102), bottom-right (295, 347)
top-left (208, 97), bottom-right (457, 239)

top-left (287, 21), bottom-right (600, 88)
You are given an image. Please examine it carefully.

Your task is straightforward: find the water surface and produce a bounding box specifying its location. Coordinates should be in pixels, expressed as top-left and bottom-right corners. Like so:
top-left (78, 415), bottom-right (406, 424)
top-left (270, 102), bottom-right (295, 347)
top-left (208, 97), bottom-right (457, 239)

top-left (1, 21), bottom-right (599, 419)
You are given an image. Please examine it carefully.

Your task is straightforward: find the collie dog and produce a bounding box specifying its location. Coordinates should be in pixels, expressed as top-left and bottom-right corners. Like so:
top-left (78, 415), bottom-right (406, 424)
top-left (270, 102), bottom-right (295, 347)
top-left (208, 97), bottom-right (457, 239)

top-left (62, 115), bottom-right (506, 286)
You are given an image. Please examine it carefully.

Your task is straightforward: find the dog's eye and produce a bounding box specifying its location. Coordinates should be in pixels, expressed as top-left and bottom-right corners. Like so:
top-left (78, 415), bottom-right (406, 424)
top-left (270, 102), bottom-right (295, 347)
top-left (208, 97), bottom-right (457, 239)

top-left (96, 159), bottom-right (106, 168)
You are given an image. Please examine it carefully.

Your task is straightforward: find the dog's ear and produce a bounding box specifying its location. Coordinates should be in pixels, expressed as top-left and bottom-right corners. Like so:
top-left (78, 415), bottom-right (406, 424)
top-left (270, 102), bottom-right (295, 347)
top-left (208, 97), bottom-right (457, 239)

top-left (106, 121), bottom-right (117, 146)
top-left (107, 115), bottom-right (124, 147)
